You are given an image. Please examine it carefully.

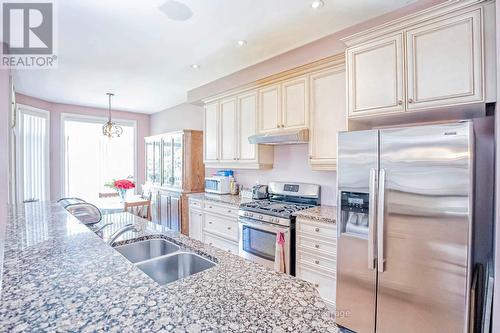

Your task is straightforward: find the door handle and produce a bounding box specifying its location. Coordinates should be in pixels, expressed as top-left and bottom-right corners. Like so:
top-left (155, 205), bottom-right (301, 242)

top-left (377, 168), bottom-right (386, 273)
top-left (368, 168), bottom-right (377, 270)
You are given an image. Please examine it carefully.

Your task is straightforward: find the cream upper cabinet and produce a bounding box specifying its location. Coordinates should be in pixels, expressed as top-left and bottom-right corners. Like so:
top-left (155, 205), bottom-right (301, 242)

top-left (258, 84), bottom-right (281, 133)
top-left (344, 1), bottom-right (490, 120)
top-left (237, 92), bottom-right (257, 162)
top-left (204, 101), bottom-right (219, 162)
top-left (220, 98), bottom-right (237, 162)
top-left (347, 33), bottom-right (405, 117)
top-left (282, 76), bottom-right (309, 130)
top-left (405, 9), bottom-right (483, 111)
top-left (204, 92), bottom-right (273, 170)
top-left (309, 66), bottom-right (347, 170)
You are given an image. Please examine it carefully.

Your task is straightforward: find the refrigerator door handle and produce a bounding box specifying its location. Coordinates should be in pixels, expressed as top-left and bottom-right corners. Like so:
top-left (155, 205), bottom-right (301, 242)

top-left (377, 168), bottom-right (386, 273)
top-left (368, 168), bottom-right (377, 270)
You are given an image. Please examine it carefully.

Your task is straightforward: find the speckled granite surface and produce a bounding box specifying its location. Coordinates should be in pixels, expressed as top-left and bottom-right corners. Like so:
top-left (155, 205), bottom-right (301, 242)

top-left (188, 192), bottom-right (251, 207)
top-left (293, 205), bottom-right (337, 225)
top-left (0, 202), bottom-right (337, 332)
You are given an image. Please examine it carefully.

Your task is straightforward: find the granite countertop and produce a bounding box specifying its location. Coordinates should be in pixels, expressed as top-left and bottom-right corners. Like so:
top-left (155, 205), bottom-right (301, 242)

top-left (293, 205), bottom-right (337, 225)
top-left (188, 192), bottom-right (251, 207)
top-left (0, 202), bottom-right (337, 332)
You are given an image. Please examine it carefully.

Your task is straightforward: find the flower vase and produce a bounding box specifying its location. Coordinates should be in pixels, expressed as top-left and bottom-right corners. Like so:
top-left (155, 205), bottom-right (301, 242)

top-left (117, 189), bottom-right (127, 202)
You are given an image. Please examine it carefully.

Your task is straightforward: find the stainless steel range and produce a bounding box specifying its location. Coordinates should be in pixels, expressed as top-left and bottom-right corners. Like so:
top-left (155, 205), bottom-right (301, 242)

top-left (238, 182), bottom-right (321, 275)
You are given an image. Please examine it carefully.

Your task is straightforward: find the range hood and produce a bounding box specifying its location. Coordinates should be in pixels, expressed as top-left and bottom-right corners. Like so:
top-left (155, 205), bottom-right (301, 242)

top-left (248, 129), bottom-right (309, 145)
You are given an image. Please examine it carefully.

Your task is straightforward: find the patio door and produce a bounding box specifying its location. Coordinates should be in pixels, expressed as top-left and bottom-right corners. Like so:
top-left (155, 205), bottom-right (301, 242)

top-left (16, 105), bottom-right (50, 203)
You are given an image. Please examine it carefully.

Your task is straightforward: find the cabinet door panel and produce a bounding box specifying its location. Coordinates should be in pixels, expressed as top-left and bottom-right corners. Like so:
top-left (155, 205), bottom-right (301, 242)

top-left (406, 9), bottom-right (482, 110)
top-left (238, 92), bottom-right (257, 161)
top-left (172, 133), bottom-right (183, 189)
top-left (309, 68), bottom-right (346, 169)
top-left (347, 34), bottom-right (404, 116)
top-left (145, 140), bottom-right (154, 183)
top-left (189, 209), bottom-right (203, 241)
top-left (204, 102), bottom-right (219, 162)
top-left (282, 77), bottom-right (308, 130)
top-left (258, 85), bottom-right (280, 133)
top-left (220, 98), bottom-right (237, 162)
top-left (162, 136), bottom-right (173, 187)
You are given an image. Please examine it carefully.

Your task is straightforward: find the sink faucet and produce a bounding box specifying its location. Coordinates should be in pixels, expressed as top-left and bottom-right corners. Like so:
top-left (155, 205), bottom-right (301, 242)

top-left (93, 222), bottom-right (113, 235)
top-left (107, 224), bottom-right (138, 246)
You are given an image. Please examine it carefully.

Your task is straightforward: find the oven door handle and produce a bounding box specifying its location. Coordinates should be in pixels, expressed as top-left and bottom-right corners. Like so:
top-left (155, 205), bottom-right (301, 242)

top-left (238, 217), bottom-right (290, 234)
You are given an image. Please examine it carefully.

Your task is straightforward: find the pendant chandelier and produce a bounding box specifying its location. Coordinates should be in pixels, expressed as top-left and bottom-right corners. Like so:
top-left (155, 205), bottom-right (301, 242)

top-left (102, 93), bottom-right (123, 139)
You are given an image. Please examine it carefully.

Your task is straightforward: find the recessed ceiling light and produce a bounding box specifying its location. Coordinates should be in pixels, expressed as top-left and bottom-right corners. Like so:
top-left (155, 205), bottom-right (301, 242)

top-left (190, 64), bottom-right (200, 69)
top-left (311, 0), bottom-right (324, 9)
top-left (237, 40), bottom-right (247, 47)
top-left (159, 0), bottom-right (193, 21)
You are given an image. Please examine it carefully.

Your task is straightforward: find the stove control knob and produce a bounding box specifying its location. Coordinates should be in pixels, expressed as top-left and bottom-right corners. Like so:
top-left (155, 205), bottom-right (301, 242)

top-left (258, 215), bottom-right (263, 220)
top-left (275, 218), bottom-right (280, 223)
top-left (248, 213), bottom-right (253, 217)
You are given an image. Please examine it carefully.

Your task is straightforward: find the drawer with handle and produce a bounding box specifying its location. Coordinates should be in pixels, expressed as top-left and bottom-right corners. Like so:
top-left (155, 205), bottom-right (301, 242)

top-left (297, 219), bottom-right (336, 241)
top-left (204, 232), bottom-right (239, 254)
top-left (297, 250), bottom-right (336, 272)
top-left (204, 213), bottom-right (238, 242)
top-left (189, 199), bottom-right (203, 210)
top-left (297, 235), bottom-right (336, 255)
top-left (204, 202), bottom-right (238, 217)
top-left (296, 262), bottom-right (336, 306)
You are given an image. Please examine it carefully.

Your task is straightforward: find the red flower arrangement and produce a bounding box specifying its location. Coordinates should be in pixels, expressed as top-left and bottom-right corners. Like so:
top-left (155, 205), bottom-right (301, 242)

top-left (113, 179), bottom-right (136, 190)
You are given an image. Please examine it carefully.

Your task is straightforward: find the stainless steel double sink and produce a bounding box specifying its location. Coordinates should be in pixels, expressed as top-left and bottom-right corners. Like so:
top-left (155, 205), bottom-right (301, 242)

top-left (114, 239), bottom-right (216, 285)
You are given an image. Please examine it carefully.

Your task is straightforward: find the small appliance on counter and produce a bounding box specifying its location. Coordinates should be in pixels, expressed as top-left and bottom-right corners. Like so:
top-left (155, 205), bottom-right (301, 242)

top-left (204, 176), bottom-right (231, 194)
top-left (252, 184), bottom-right (269, 199)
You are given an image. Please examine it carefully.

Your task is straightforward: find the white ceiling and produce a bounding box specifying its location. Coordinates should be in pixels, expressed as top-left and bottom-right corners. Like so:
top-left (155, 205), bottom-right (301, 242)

top-left (12, 0), bottom-right (414, 114)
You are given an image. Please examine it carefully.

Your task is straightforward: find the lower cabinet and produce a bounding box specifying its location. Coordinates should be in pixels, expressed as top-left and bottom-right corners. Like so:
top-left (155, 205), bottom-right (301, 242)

top-left (156, 190), bottom-right (181, 232)
top-left (188, 198), bottom-right (239, 254)
top-left (296, 217), bottom-right (337, 308)
top-left (188, 208), bottom-right (203, 242)
top-left (204, 232), bottom-right (239, 254)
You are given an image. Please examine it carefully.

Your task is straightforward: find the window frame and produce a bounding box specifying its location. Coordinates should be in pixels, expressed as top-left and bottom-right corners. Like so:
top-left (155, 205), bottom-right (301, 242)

top-left (60, 113), bottom-right (137, 198)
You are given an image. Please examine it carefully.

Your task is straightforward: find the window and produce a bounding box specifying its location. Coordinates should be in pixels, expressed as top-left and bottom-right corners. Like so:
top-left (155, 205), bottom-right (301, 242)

top-left (62, 114), bottom-right (136, 202)
top-left (16, 105), bottom-right (50, 202)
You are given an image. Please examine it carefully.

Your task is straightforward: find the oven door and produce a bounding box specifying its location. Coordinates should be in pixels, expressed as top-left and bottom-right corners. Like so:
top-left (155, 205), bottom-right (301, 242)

top-left (238, 217), bottom-right (291, 274)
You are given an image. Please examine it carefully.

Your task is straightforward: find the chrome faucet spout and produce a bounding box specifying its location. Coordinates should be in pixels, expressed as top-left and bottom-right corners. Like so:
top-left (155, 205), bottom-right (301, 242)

top-left (107, 224), bottom-right (138, 246)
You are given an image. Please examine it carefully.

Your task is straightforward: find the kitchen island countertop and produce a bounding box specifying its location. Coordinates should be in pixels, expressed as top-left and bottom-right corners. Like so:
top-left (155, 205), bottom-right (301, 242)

top-left (0, 202), bottom-right (337, 332)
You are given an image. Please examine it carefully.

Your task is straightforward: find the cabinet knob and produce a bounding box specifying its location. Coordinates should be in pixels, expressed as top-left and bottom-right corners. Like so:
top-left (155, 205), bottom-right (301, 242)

top-left (408, 98), bottom-right (414, 103)
top-left (315, 260), bottom-right (320, 265)
top-left (227, 226), bottom-right (231, 230)
top-left (398, 100), bottom-right (403, 105)
top-left (314, 283), bottom-right (319, 288)
top-left (208, 221), bottom-right (212, 224)
top-left (208, 205), bottom-right (212, 208)
top-left (315, 244), bottom-right (320, 249)
top-left (315, 227), bottom-right (320, 232)
top-left (227, 210), bottom-right (232, 213)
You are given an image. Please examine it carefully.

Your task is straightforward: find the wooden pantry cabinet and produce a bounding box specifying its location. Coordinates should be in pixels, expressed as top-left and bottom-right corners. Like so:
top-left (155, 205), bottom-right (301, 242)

top-left (345, 0), bottom-right (495, 119)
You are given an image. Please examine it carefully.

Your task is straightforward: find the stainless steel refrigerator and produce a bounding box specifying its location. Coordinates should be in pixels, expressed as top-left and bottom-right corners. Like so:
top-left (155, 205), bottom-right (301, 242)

top-left (336, 121), bottom-right (473, 333)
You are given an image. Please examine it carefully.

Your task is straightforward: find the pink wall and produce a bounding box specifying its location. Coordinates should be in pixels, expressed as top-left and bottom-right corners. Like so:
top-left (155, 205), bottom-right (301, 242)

top-left (15, 93), bottom-right (150, 200)
top-left (187, 0), bottom-right (446, 102)
top-left (207, 145), bottom-right (337, 206)
top-left (150, 103), bottom-right (203, 135)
